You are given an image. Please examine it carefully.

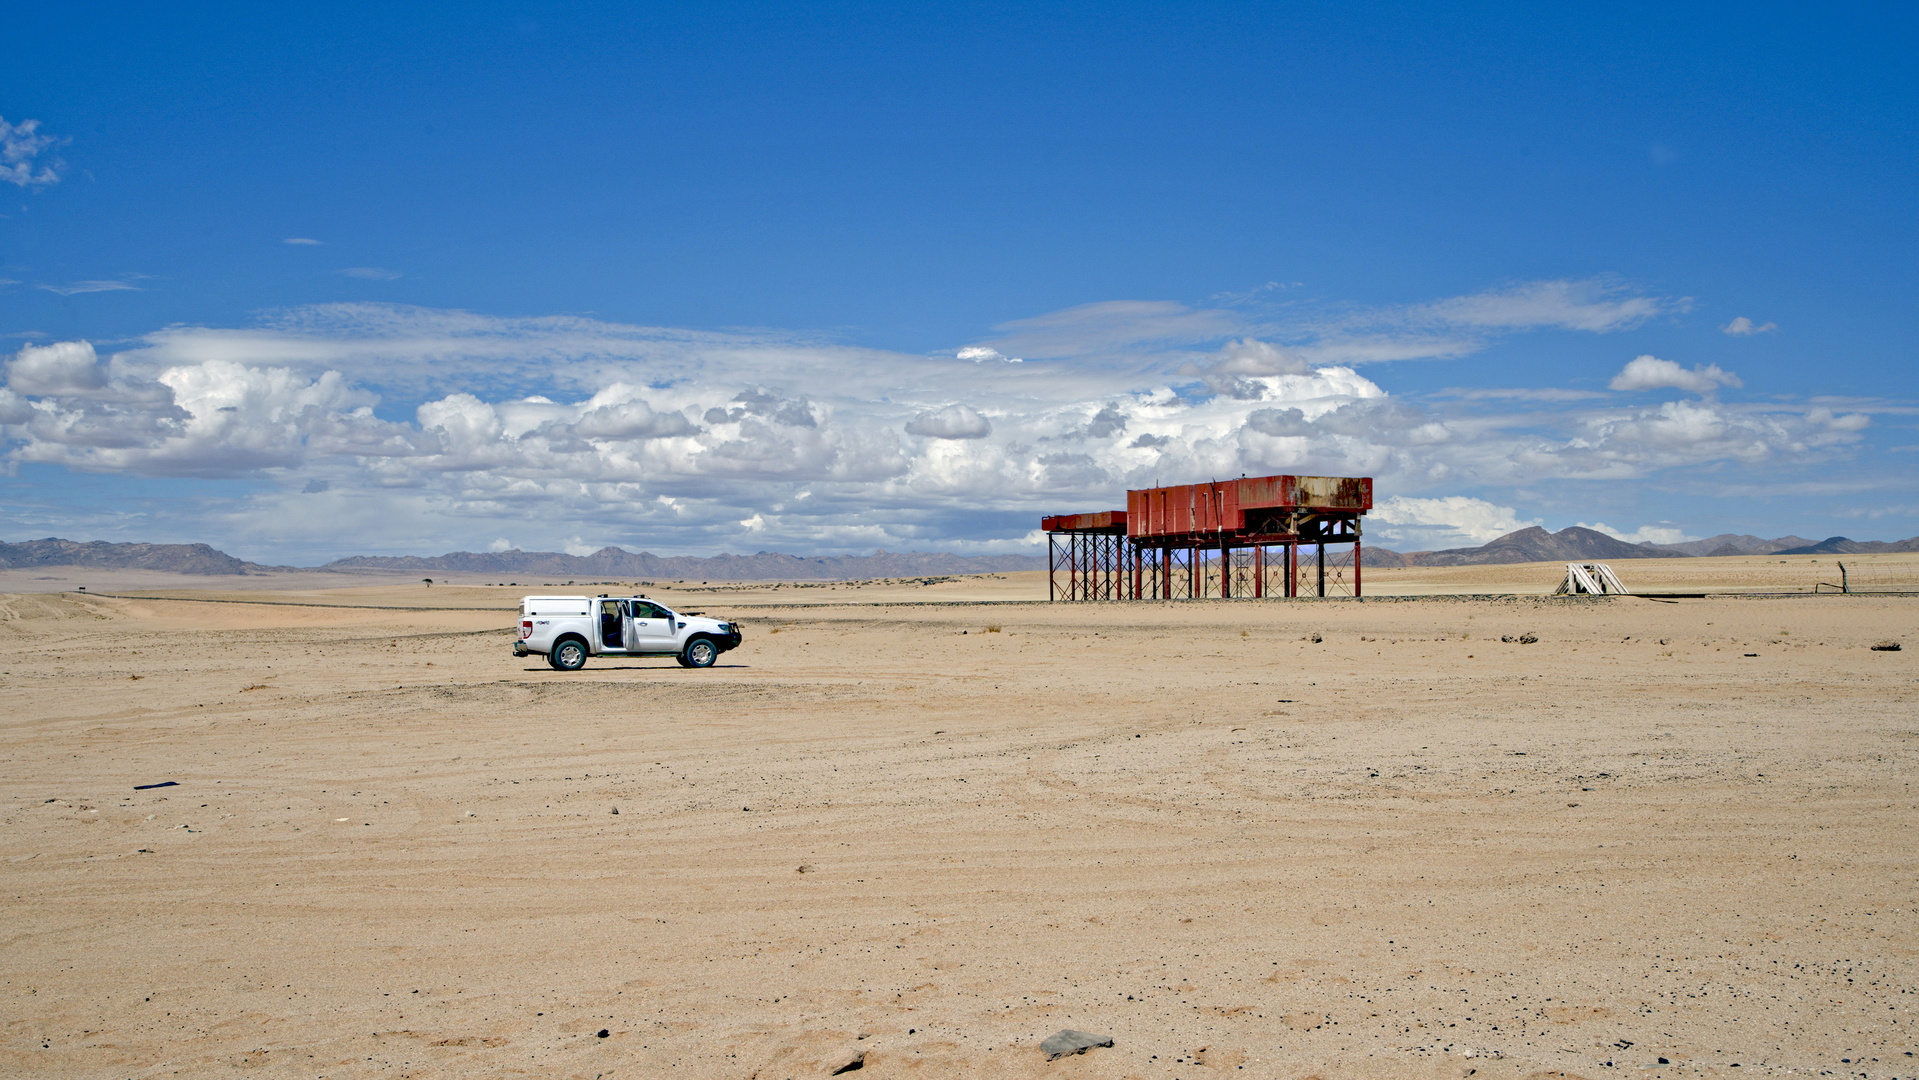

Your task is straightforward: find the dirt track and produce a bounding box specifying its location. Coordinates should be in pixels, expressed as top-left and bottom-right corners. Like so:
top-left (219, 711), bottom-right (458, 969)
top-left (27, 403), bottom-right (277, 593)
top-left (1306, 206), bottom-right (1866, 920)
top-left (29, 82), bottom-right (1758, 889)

top-left (2, 574), bottom-right (1914, 1079)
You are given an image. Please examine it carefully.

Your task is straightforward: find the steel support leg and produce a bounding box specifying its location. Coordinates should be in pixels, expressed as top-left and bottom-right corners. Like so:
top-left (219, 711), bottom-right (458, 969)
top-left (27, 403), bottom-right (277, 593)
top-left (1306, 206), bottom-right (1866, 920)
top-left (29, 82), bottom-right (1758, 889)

top-left (1097, 537), bottom-right (1113, 606)
top-left (1071, 534), bottom-right (1081, 601)
top-left (1051, 533), bottom-right (1059, 601)
top-left (1107, 535), bottom-right (1117, 600)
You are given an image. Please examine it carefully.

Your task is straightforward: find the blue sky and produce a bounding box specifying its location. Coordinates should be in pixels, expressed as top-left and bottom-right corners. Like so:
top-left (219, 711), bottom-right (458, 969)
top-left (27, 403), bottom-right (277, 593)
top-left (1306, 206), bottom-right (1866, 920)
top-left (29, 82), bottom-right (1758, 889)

top-left (2, 2), bottom-right (1914, 561)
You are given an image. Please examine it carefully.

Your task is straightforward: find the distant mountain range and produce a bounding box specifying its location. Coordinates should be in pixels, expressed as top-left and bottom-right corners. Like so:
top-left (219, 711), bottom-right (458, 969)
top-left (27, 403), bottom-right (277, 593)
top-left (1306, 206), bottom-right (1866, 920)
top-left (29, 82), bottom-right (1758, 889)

top-left (1366, 527), bottom-right (1919, 567)
top-left (6, 528), bottom-right (1918, 579)
top-left (1768, 535), bottom-right (1919, 555)
top-left (0, 538), bottom-right (261, 575)
top-left (0, 538), bottom-right (1042, 580)
top-left (1646, 532), bottom-right (1819, 557)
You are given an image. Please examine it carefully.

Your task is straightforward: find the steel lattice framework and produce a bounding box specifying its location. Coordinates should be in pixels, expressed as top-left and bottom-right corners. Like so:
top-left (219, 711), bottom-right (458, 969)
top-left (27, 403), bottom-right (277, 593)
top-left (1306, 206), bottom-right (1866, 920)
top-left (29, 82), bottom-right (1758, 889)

top-left (1042, 475), bottom-right (1372, 601)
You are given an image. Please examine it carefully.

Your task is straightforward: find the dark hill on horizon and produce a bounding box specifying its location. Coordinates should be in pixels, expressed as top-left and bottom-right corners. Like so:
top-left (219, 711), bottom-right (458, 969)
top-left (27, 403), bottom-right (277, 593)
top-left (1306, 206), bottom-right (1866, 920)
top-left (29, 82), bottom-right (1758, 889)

top-left (0, 538), bottom-right (261, 575)
top-left (1649, 533), bottom-right (1818, 557)
top-left (1388, 526), bottom-right (1665, 567)
top-left (1365, 527), bottom-right (1917, 567)
top-left (1773, 535), bottom-right (1919, 555)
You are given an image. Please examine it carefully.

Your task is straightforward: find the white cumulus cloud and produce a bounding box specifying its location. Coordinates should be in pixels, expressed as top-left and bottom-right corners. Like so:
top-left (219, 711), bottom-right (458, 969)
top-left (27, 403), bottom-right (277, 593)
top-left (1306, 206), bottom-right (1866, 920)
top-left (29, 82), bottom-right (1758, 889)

top-left (905, 403), bottom-right (993, 439)
top-left (1722, 316), bottom-right (1777, 336)
top-left (1578, 521), bottom-right (1695, 545)
top-left (10, 341), bottom-right (109, 396)
top-left (563, 393), bottom-right (698, 441)
top-left (1609, 355), bottom-right (1742, 394)
top-left (956, 346), bottom-right (1020, 363)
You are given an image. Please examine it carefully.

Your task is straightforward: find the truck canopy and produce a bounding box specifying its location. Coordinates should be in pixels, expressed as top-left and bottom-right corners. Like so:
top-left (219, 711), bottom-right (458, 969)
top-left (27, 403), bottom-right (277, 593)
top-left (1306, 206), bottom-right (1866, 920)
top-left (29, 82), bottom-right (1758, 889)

top-left (522, 596), bottom-right (593, 617)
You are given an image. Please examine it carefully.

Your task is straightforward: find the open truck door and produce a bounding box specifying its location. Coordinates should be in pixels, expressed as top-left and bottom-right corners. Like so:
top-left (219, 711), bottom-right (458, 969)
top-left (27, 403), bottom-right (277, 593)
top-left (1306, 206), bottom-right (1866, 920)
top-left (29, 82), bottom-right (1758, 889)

top-left (630, 599), bottom-right (677, 652)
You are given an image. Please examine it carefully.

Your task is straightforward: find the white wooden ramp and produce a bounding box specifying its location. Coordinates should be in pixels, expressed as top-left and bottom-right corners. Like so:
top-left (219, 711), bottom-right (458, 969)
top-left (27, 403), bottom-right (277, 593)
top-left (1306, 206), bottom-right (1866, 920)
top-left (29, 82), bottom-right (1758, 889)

top-left (1554, 562), bottom-right (1630, 595)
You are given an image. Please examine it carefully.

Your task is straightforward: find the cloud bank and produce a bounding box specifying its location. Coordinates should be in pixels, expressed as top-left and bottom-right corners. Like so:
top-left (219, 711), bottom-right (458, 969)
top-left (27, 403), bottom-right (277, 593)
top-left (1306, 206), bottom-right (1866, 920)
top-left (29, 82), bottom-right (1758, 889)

top-left (0, 281), bottom-right (1875, 559)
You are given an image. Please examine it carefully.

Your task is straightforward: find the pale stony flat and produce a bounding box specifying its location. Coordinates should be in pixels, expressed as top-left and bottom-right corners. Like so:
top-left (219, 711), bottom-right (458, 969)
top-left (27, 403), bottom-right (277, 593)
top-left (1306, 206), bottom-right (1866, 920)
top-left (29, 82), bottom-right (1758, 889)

top-left (1, 559), bottom-right (1913, 1079)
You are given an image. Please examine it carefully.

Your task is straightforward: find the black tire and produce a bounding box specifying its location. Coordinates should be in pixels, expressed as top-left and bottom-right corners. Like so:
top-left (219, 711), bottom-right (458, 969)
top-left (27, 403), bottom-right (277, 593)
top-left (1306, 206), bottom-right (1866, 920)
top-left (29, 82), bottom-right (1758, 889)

top-left (550, 637), bottom-right (588, 671)
top-left (680, 636), bottom-right (717, 668)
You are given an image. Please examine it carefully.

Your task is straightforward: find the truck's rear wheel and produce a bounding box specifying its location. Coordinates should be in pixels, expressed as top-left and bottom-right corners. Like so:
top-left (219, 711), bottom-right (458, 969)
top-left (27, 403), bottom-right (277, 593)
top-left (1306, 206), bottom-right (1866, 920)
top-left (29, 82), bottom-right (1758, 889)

top-left (679, 637), bottom-right (717, 668)
top-left (550, 637), bottom-right (588, 671)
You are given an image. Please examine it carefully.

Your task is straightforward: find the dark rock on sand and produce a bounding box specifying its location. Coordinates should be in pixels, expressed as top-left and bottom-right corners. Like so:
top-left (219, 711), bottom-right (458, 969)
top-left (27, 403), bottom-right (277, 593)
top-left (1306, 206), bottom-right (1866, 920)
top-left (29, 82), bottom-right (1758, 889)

top-left (1040, 1029), bottom-right (1113, 1060)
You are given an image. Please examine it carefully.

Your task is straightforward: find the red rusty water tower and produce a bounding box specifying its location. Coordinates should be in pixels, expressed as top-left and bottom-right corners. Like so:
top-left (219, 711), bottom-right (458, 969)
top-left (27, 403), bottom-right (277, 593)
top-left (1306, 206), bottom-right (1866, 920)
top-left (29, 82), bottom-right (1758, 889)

top-left (1041, 474), bottom-right (1372, 600)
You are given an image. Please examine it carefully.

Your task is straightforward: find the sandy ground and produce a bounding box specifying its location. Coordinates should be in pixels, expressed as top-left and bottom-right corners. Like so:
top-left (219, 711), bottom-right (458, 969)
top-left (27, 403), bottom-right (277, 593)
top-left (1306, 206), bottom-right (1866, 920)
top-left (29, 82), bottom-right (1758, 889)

top-left (2, 563), bottom-right (1915, 1079)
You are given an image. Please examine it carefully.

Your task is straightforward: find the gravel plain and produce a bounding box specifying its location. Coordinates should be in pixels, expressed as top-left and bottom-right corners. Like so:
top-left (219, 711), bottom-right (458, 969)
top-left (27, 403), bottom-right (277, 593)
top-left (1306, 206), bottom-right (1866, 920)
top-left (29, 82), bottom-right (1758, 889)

top-left (2, 563), bottom-right (1914, 1079)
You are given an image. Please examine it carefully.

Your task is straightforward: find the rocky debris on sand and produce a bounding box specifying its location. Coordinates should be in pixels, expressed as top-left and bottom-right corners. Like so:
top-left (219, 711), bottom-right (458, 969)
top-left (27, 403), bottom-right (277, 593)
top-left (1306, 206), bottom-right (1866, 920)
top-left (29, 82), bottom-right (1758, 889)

top-left (1040, 1029), bottom-right (1113, 1060)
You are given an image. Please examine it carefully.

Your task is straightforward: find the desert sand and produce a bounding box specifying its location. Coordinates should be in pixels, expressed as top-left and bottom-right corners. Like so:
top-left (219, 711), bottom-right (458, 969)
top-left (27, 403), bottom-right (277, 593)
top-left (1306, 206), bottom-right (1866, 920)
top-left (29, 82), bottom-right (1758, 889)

top-left (2, 558), bottom-right (1914, 1079)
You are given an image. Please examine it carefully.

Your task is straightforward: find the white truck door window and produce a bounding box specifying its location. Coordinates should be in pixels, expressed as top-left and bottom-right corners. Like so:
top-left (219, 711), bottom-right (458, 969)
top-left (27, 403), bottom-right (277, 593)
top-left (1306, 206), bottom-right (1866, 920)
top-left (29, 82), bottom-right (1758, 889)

top-left (631, 600), bottom-right (676, 651)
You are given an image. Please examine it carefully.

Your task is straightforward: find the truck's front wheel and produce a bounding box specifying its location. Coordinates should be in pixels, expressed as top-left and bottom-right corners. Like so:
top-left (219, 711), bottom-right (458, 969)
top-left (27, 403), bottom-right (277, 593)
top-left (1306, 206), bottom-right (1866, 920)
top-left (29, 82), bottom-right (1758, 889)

top-left (679, 637), bottom-right (717, 668)
top-left (550, 637), bottom-right (588, 671)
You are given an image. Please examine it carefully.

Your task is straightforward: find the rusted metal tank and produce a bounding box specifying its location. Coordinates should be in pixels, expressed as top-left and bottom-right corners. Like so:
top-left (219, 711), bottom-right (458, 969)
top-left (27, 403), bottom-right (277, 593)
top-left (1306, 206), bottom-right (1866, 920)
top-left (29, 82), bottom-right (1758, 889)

top-left (1040, 510), bottom-right (1129, 533)
top-left (1125, 475), bottom-right (1371, 539)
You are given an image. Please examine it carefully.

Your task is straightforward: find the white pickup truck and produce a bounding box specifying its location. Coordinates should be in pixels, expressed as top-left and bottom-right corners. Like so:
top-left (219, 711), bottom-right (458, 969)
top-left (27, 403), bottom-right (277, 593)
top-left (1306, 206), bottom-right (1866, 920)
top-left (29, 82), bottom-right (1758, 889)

top-left (514, 594), bottom-right (744, 670)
